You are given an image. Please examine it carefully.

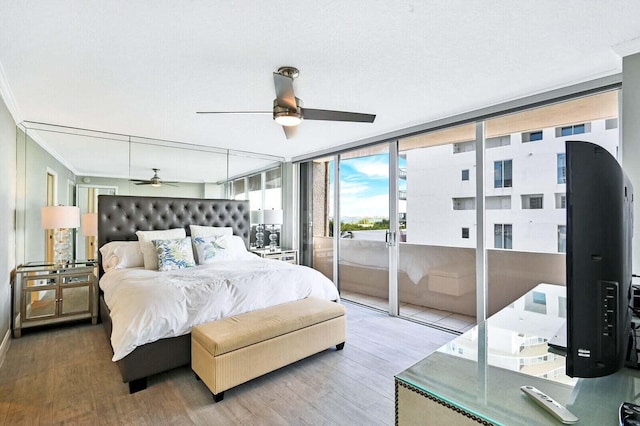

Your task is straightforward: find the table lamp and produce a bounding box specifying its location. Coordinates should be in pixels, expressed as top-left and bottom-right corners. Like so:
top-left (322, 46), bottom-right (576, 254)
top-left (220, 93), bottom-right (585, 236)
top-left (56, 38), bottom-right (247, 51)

top-left (263, 209), bottom-right (283, 251)
top-left (250, 209), bottom-right (265, 249)
top-left (41, 205), bottom-right (80, 265)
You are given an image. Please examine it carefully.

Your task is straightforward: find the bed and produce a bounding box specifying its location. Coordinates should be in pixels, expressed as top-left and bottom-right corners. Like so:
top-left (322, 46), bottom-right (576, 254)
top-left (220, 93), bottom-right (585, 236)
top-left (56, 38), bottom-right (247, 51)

top-left (97, 195), bottom-right (339, 393)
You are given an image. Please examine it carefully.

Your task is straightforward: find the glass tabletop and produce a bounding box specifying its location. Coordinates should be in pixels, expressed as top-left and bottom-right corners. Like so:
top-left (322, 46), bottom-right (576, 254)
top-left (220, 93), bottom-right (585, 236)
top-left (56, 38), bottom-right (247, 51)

top-left (19, 260), bottom-right (97, 271)
top-left (396, 284), bottom-right (640, 425)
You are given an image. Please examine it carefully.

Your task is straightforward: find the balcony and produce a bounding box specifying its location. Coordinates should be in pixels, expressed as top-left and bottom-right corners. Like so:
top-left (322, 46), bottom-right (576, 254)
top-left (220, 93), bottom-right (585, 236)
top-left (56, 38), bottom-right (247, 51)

top-left (312, 236), bottom-right (566, 334)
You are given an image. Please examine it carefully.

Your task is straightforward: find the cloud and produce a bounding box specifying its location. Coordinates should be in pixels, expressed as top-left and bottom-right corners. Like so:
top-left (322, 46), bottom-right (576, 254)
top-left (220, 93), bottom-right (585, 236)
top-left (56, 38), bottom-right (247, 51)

top-left (344, 156), bottom-right (389, 179)
top-left (340, 193), bottom-right (389, 217)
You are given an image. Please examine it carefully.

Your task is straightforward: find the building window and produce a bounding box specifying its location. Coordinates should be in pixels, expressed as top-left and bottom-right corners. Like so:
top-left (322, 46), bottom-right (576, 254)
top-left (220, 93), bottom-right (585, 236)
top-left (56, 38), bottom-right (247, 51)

top-left (485, 135), bottom-right (511, 148)
top-left (462, 227), bottom-right (469, 239)
top-left (452, 140), bottom-right (476, 153)
top-left (453, 197), bottom-right (476, 210)
top-left (558, 225), bottom-right (567, 253)
top-left (486, 196), bottom-right (511, 210)
top-left (605, 118), bottom-right (618, 130)
top-left (557, 153), bottom-right (566, 184)
top-left (522, 130), bottom-right (543, 142)
top-left (555, 193), bottom-right (566, 209)
top-left (461, 169), bottom-right (469, 181)
top-left (556, 122), bottom-right (590, 137)
top-left (494, 159), bottom-right (512, 188)
top-left (495, 224), bottom-right (513, 249)
top-left (522, 194), bottom-right (543, 209)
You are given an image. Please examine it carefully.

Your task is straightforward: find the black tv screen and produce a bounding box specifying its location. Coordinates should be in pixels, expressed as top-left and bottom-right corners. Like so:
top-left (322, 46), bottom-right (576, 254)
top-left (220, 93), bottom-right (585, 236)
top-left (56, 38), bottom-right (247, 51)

top-left (566, 140), bottom-right (634, 378)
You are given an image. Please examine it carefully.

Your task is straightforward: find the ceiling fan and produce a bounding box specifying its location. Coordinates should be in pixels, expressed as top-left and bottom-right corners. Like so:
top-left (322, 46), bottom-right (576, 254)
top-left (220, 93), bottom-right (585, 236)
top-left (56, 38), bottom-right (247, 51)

top-left (196, 66), bottom-right (376, 139)
top-left (129, 169), bottom-right (178, 187)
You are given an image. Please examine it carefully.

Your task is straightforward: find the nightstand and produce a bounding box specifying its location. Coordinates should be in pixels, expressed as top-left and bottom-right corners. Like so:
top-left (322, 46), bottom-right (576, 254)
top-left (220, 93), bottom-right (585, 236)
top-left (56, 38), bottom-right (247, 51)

top-left (251, 248), bottom-right (298, 264)
top-left (12, 260), bottom-right (98, 337)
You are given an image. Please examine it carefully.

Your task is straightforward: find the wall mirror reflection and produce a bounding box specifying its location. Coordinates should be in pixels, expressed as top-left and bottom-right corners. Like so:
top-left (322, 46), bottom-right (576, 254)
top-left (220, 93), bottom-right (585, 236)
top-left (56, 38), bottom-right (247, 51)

top-left (15, 121), bottom-right (284, 265)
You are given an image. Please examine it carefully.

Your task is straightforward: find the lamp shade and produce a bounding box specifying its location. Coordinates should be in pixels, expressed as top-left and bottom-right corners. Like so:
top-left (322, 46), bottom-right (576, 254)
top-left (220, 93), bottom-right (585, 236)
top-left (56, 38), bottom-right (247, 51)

top-left (250, 210), bottom-right (264, 224)
top-left (263, 209), bottom-right (283, 225)
top-left (82, 212), bottom-right (98, 236)
top-left (41, 206), bottom-right (80, 229)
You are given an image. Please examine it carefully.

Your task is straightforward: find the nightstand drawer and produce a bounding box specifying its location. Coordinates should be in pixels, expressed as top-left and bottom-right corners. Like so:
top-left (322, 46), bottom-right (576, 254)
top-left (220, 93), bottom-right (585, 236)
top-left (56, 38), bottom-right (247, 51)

top-left (251, 249), bottom-right (298, 265)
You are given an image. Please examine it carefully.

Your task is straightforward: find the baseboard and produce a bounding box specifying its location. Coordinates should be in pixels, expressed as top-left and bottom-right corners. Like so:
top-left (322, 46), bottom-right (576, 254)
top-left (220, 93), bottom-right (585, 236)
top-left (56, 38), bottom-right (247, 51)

top-left (0, 328), bottom-right (10, 369)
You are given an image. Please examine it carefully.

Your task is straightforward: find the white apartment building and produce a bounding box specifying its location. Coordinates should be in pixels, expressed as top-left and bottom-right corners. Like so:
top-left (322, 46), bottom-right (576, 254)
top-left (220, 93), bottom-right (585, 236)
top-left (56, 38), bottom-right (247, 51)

top-left (405, 117), bottom-right (619, 253)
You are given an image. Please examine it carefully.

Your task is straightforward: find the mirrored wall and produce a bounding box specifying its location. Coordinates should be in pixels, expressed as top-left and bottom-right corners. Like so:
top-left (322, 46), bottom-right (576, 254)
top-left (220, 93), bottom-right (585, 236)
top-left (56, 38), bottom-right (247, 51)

top-left (15, 121), bottom-right (284, 264)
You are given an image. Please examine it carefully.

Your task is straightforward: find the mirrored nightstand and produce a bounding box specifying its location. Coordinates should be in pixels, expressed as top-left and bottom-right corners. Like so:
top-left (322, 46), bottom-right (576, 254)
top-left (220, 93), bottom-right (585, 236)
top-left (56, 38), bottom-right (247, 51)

top-left (12, 260), bottom-right (98, 337)
top-left (250, 248), bottom-right (298, 264)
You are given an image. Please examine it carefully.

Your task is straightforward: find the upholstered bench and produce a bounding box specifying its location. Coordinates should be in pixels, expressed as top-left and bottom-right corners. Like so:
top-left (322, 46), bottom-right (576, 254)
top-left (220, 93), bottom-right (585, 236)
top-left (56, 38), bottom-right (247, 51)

top-left (191, 297), bottom-right (346, 402)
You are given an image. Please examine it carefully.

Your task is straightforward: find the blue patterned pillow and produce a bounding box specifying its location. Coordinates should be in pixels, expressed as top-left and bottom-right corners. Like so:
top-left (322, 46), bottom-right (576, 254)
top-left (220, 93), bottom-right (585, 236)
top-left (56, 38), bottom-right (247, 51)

top-left (152, 237), bottom-right (196, 271)
top-left (192, 235), bottom-right (230, 264)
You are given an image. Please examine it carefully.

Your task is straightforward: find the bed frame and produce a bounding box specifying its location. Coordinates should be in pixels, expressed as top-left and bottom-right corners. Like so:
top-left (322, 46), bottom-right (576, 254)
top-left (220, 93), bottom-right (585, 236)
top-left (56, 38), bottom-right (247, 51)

top-left (97, 195), bottom-right (251, 393)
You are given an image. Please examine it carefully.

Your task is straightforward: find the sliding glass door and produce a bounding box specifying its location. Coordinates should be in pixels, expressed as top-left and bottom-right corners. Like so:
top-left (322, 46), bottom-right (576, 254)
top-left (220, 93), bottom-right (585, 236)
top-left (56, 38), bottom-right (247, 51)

top-left (337, 145), bottom-right (391, 311)
top-left (300, 87), bottom-right (620, 336)
top-left (396, 124), bottom-right (477, 332)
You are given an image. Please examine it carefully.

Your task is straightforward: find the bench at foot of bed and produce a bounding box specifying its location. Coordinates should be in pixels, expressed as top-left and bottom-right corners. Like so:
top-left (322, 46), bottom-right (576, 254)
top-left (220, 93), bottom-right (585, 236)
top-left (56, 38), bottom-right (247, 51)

top-left (191, 297), bottom-right (346, 402)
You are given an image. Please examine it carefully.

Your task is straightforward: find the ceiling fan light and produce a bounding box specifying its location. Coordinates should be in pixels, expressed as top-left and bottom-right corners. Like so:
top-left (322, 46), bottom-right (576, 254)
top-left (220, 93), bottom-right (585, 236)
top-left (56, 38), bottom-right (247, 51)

top-left (274, 112), bottom-right (302, 127)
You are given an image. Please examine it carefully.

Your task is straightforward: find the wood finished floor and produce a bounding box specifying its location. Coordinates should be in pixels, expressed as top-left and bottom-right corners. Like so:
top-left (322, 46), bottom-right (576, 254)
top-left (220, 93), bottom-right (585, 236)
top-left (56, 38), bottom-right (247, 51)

top-left (0, 302), bottom-right (455, 425)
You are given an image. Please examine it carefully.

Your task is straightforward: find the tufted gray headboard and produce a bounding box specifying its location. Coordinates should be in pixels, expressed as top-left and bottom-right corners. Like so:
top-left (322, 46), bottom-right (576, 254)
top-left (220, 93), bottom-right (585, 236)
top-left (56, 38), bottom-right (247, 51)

top-left (97, 195), bottom-right (250, 276)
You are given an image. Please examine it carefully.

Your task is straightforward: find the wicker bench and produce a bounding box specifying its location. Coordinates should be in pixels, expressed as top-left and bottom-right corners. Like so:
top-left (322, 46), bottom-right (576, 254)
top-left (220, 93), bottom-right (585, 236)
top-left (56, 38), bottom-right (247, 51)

top-left (191, 297), bottom-right (346, 402)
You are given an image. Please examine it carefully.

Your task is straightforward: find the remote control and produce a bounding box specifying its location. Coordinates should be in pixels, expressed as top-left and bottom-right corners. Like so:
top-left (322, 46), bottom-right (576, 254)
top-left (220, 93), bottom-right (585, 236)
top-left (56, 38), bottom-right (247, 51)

top-left (520, 385), bottom-right (579, 424)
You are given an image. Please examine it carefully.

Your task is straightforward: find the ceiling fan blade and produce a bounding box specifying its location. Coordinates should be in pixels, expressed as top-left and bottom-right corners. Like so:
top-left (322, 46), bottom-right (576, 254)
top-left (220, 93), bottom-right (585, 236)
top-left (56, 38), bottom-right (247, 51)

top-left (282, 125), bottom-right (297, 139)
top-left (302, 108), bottom-right (376, 123)
top-left (273, 72), bottom-right (297, 110)
top-left (133, 182), bottom-right (152, 185)
top-left (196, 111), bottom-right (271, 114)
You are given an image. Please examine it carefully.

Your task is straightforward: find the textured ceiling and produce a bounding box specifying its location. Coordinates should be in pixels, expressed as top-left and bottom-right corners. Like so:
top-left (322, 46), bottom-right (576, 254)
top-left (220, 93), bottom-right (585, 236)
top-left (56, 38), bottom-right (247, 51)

top-left (1, 1), bottom-right (640, 180)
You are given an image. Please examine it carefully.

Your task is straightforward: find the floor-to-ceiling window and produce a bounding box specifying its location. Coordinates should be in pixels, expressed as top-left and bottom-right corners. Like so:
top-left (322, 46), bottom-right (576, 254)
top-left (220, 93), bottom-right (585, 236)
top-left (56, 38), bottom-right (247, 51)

top-left (396, 124), bottom-right (477, 332)
top-left (298, 86), bottom-right (620, 336)
top-left (337, 145), bottom-right (391, 310)
top-left (484, 90), bottom-right (619, 318)
top-left (305, 156), bottom-right (335, 281)
top-left (230, 165), bottom-right (283, 247)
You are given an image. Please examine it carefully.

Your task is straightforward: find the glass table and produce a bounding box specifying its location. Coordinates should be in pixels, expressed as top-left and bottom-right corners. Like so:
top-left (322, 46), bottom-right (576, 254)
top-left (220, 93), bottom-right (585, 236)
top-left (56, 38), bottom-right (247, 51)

top-left (395, 284), bottom-right (640, 425)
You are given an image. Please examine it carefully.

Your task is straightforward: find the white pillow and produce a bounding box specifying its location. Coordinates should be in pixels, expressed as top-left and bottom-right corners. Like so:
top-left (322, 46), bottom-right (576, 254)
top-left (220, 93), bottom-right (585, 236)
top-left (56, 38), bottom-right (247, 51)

top-left (189, 225), bottom-right (233, 238)
top-left (99, 241), bottom-right (144, 272)
top-left (136, 228), bottom-right (186, 270)
top-left (153, 237), bottom-right (196, 271)
top-left (192, 235), bottom-right (231, 264)
top-left (228, 235), bottom-right (254, 260)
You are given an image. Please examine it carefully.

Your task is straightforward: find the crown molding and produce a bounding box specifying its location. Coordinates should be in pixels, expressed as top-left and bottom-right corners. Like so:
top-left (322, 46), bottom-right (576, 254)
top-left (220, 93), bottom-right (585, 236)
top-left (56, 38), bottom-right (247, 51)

top-left (0, 60), bottom-right (23, 123)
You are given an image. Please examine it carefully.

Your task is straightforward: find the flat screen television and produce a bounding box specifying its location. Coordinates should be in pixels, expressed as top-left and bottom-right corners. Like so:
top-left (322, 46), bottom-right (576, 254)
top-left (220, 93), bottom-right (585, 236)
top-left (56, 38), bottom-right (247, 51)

top-left (565, 140), bottom-right (635, 378)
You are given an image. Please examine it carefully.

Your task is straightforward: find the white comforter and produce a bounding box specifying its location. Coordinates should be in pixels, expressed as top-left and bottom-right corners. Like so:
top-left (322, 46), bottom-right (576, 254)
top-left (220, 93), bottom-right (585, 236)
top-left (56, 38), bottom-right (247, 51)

top-left (100, 258), bottom-right (339, 361)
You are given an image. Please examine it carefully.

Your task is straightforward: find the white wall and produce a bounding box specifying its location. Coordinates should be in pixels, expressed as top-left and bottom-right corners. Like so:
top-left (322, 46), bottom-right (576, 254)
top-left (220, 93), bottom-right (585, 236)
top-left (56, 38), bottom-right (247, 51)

top-left (0, 92), bottom-right (16, 362)
top-left (622, 52), bottom-right (640, 274)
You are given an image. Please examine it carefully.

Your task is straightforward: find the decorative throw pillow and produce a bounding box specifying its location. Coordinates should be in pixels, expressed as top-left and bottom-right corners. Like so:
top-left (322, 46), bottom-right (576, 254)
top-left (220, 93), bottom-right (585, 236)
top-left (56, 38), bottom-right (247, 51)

top-left (99, 241), bottom-right (144, 271)
top-left (153, 237), bottom-right (196, 271)
top-left (192, 235), bottom-right (230, 264)
top-left (136, 228), bottom-right (186, 270)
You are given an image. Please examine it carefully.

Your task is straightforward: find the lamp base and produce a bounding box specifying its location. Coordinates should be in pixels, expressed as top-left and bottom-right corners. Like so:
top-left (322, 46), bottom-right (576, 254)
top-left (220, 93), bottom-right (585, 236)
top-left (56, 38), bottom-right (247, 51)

top-left (53, 228), bottom-right (72, 265)
top-left (255, 224), bottom-right (265, 249)
top-left (268, 226), bottom-right (279, 251)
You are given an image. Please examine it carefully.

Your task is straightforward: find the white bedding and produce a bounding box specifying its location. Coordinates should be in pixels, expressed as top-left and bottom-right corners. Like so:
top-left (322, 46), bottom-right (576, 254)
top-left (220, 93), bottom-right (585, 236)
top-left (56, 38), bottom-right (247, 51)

top-left (100, 258), bottom-right (340, 361)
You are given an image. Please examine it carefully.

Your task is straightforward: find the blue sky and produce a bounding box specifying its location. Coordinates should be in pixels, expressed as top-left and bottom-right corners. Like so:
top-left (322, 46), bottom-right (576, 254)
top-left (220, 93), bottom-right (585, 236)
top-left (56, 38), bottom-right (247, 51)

top-left (329, 153), bottom-right (406, 219)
